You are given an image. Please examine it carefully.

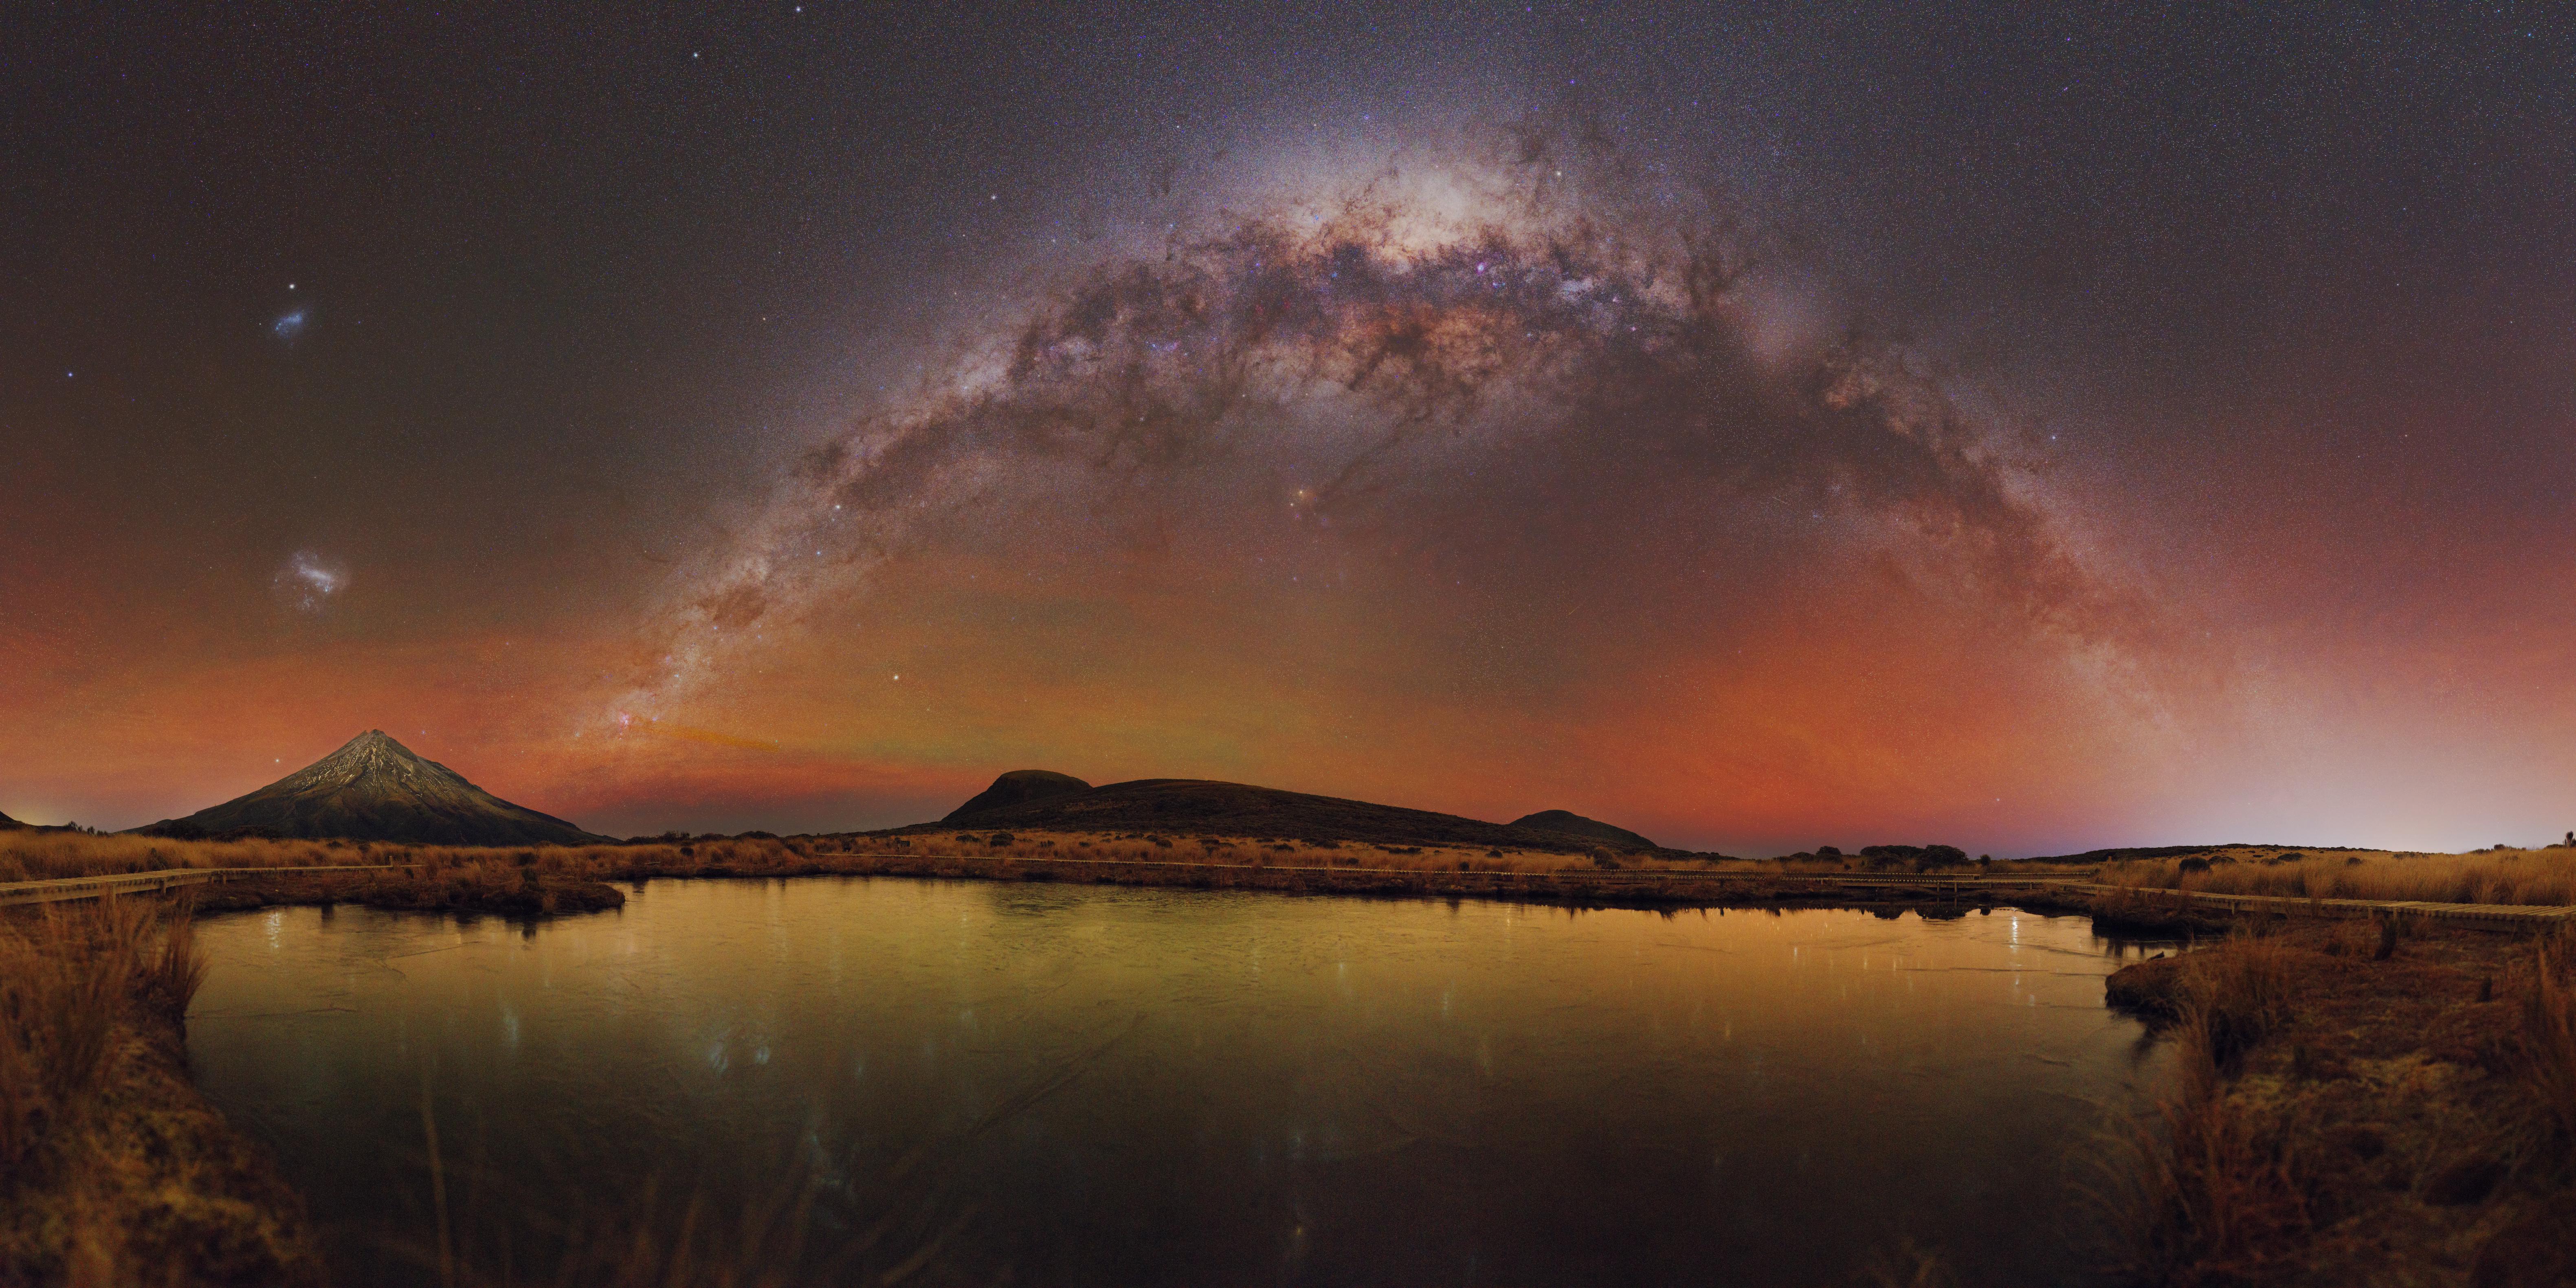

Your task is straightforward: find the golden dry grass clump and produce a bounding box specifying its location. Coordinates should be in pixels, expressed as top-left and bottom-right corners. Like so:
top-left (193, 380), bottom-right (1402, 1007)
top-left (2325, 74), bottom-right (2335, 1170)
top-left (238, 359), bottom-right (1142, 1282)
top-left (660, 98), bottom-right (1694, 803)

top-left (0, 897), bottom-right (321, 1286)
top-left (0, 831), bottom-right (380, 883)
top-left (2117, 943), bottom-right (2312, 1286)
top-left (2107, 922), bottom-right (2576, 1286)
top-left (2523, 937), bottom-right (2576, 1179)
top-left (2102, 846), bottom-right (2576, 906)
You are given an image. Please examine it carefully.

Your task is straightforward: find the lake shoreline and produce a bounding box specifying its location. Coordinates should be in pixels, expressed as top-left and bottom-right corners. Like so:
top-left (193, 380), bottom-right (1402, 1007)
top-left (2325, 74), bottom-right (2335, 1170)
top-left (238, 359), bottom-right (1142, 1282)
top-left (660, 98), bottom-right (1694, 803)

top-left (190, 867), bottom-right (628, 918)
top-left (187, 849), bottom-right (2114, 923)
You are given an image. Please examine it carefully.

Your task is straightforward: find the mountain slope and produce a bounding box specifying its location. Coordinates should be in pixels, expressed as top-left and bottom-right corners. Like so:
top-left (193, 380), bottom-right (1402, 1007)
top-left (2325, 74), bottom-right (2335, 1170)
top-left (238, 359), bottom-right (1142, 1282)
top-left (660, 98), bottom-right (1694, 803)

top-left (135, 730), bottom-right (607, 846)
top-left (898, 776), bottom-right (1640, 854)
top-left (943, 770), bottom-right (1092, 822)
top-left (1509, 810), bottom-right (1657, 851)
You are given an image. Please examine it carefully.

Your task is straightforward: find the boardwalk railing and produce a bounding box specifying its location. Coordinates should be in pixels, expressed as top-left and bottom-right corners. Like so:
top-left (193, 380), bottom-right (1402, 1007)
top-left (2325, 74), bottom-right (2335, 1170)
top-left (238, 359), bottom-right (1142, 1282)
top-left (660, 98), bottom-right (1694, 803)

top-left (2040, 882), bottom-right (2576, 927)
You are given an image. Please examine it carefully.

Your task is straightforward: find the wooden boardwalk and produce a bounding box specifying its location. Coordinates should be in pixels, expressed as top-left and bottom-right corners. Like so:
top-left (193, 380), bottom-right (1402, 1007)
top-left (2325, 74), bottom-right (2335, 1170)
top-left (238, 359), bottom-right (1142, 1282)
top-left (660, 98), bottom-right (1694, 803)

top-left (2034, 882), bottom-right (2576, 927)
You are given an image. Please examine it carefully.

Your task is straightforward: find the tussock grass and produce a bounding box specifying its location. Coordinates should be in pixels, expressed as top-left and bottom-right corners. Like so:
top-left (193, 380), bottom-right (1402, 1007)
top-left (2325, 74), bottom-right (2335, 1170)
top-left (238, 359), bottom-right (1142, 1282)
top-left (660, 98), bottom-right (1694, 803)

top-left (2090, 883), bottom-right (2200, 929)
top-left (2179, 933), bottom-right (2297, 1070)
top-left (2103, 847), bottom-right (2576, 906)
top-left (2109, 921), bottom-right (2576, 1285)
top-left (2519, 934), bottom-right (2576, 1179)
top-left (0, 896), bottom-right (320, 1284)
top-left (0, 832), bottom-right (691, 884)
top-left (2110, 934), bottom-right (2310, 1285)
top-left (0, 832), bottom-right (375, 882)
top-left (2120, 1026), bottom-right (2309, 1285)
top-left (2, 899), bottom-right (179, 1177)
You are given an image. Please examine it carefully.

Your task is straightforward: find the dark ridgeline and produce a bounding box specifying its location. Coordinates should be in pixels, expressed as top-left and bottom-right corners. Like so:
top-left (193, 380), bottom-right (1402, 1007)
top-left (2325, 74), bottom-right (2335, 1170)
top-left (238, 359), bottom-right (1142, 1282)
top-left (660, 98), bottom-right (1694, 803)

top-left (133, 730), bottom-right (608, 846)
top-left (1509, 809), bottom-right (1657, 851)
top-left (940, 770), bottom-right (1092, 823)
top-left (0, 809), bottom-right (84, 835)
top-left (925, 772), bottom-right (1666, 855)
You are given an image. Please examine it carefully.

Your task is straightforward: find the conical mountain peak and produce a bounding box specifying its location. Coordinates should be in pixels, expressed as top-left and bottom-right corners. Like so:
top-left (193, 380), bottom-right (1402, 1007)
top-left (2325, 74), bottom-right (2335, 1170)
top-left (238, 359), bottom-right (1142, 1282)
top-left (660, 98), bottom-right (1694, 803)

top-left (135, 730), bottom-right (607, 846)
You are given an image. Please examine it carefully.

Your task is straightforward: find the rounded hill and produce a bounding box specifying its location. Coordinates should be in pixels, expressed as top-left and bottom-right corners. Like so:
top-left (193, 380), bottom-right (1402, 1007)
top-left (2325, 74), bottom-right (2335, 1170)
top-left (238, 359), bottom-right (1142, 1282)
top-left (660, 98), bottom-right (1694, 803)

top-left (942, 770), bottom-right (1093, 823)
top-left (1509, 810), bottom-right (1657, 851)
top-left (899, 775), bottom-right (1665, 855)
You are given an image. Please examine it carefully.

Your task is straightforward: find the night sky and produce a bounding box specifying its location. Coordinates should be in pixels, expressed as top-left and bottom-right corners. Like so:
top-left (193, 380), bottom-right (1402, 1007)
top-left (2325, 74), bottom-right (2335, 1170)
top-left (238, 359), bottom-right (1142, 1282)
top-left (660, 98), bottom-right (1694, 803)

top-left (7, 4), bottom-right (2573, 854)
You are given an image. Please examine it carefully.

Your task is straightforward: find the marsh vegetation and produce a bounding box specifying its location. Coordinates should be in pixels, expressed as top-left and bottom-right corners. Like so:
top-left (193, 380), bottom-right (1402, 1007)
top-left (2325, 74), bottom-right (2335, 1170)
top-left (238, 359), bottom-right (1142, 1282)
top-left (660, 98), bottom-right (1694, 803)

top-left (2100, 846), bottom-right (2576, 907)
top-left (0, 896), bottom-right (321, 1285)
top-left (2106, 921), bottom-right (2576, 1285)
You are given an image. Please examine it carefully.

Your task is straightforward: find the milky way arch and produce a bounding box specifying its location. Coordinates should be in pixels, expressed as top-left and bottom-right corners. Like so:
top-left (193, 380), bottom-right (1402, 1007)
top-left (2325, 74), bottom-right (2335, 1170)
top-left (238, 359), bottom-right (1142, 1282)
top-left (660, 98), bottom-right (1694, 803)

top-left (605, 120), bottom-right (2153, 731)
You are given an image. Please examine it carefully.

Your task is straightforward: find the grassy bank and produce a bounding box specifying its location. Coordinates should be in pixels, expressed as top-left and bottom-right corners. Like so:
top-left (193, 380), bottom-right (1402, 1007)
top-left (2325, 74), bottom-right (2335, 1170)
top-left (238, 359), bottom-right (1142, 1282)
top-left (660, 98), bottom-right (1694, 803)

top-left (6, 829), bottom-right (2088, 912)
top-left (0, 897), bottom-right (322, 1286)
top-left (2104, 921), bottom-right (2576, 1285)
top-left (2101, 846), bottom-right (2576, 907)
top-left (16, 834), bottom-right (2575, 917)
top-left (24, 833), bottom-right (2576, 926)
top-left (187, 864), bottom-right (628, 918)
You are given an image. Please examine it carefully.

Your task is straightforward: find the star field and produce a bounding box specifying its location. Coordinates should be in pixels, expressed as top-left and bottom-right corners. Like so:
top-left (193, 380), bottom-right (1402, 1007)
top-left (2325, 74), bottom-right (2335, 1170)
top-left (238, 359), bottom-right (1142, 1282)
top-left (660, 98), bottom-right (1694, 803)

top-left (4, 4), bottom-right (2573, 852)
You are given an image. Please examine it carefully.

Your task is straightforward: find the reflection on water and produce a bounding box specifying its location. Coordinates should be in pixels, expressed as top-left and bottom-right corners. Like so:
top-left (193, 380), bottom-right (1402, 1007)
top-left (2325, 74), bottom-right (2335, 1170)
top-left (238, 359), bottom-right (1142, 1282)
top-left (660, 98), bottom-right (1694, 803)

top-left (188, 879), bottom-right (2172, 1286)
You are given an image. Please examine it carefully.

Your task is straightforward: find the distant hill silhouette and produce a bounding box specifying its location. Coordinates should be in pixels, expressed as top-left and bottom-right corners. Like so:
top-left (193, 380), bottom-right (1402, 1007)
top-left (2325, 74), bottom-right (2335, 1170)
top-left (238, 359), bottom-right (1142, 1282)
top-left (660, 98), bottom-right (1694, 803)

top-left (0, 809), bottom-right (78, 834)
top-left (899, 776), bottom-right (1662, 854)
top-left (2026, 844), bottom-right (2268, 864)
top-left (943, 770), bottom-right (1092, 823)
top-left (133, 730), bottom-right (608, 846)
top-left (1510, 810), bottom-right (1656, 851)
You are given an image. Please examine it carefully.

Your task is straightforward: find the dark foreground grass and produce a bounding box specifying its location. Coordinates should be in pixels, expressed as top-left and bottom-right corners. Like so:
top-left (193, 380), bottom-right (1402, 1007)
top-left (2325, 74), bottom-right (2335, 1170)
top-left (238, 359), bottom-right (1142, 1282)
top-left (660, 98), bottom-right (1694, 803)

top-left (0, 897), bottom-right (322, 1287)
top-left (2105, 923), bottom-right (2576, 1286)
